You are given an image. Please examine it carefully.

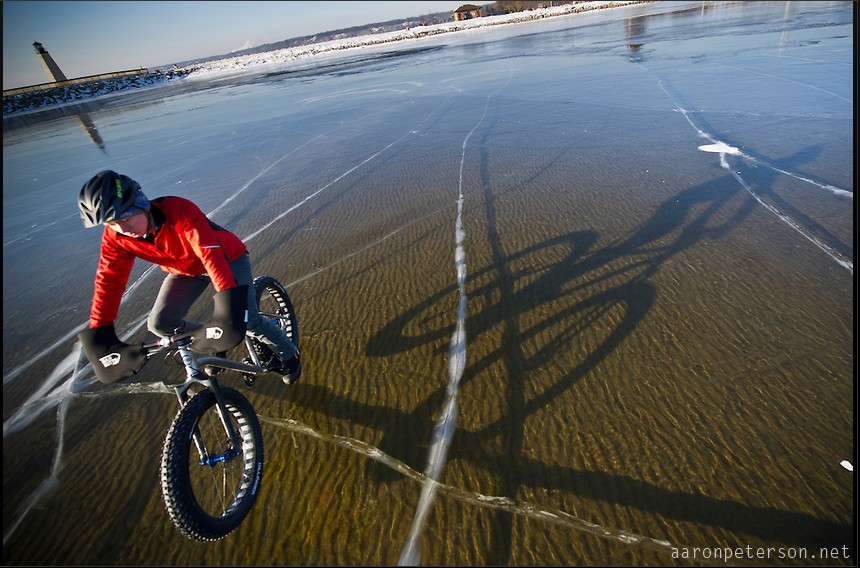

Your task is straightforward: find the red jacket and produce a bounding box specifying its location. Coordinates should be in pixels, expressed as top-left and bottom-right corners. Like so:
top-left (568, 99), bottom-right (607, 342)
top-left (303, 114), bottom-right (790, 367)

top-left (90, 196), bottom-right (247, 328)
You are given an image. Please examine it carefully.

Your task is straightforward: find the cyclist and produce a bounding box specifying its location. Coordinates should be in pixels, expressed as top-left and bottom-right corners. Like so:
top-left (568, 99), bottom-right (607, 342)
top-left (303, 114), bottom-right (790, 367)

top-left (76, 169), bottom-right (300, 384)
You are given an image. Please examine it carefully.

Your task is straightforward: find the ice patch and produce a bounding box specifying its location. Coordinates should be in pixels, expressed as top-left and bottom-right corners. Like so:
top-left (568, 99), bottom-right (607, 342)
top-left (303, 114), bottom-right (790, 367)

top-left (698, 141), bottom-right (740, 155)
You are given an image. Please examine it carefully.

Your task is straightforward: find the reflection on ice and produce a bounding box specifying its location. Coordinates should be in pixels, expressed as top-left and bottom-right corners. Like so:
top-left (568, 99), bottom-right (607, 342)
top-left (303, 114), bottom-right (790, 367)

top-left (71, 111), bottom-right (107, 153)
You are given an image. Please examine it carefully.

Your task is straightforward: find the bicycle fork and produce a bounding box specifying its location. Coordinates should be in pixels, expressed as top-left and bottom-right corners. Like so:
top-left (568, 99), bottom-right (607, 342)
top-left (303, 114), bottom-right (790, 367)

top-left (173, 338), bottom-right (242, 466)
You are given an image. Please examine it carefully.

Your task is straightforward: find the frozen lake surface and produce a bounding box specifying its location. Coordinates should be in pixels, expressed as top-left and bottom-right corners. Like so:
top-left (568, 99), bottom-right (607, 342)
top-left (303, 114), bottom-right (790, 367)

top-left (3, 1), bottom-right (853, 565)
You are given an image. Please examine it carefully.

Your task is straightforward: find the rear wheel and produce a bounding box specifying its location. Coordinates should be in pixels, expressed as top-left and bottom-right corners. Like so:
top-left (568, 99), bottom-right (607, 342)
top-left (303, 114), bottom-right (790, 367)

top-left (250, 276), bottom-right (299, 367)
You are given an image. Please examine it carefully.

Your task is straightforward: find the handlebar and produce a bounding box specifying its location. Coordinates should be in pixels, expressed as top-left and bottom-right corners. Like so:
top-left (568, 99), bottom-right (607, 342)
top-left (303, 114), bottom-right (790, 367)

top-left (142, 331), bottom-right (195, 354)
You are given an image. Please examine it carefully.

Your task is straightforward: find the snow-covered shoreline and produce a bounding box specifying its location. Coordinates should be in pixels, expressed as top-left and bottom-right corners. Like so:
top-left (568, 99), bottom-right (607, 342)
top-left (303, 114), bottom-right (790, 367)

top-left (184, 1), bottom-right (651, 79)
top-left (3, 1), bottom-right (652, 115)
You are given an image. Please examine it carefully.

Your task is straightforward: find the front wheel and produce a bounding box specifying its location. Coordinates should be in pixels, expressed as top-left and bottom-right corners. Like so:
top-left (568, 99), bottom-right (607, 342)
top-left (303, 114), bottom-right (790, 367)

top-left (160, 387), bottom-right (263, 541)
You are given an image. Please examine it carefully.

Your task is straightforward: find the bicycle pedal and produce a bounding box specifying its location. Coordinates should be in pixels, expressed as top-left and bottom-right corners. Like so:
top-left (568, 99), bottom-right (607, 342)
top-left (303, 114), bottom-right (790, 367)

top-left (240, 358), bottom-right (257, 386)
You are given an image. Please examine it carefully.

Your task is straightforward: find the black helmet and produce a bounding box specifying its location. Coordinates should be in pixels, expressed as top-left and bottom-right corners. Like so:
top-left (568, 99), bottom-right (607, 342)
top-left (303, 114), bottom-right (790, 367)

top-left (78, 170), bottom-right (150, 228)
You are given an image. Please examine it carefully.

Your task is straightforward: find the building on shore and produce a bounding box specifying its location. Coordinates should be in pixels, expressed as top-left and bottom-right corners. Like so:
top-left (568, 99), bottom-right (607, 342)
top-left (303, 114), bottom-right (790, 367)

top-left (454, 4), bottom-right (482, 20)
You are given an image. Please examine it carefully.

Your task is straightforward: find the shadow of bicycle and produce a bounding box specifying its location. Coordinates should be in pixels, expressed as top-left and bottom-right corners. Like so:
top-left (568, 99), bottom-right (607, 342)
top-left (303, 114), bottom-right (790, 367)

top-left (287, 154), bottom-right (849, 557)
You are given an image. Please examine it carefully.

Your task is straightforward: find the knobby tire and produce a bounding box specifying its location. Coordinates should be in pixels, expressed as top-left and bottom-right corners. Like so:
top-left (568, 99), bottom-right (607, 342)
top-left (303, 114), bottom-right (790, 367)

top-left (251, 276), bottom-right (299, 365)
top-left (160, 387), bottom-right (263, 541)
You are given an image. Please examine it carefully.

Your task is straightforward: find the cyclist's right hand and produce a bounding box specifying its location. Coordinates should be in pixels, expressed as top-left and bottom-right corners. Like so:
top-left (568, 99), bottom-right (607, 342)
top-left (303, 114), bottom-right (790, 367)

top-left (79, 324), bottom-right (146, 383)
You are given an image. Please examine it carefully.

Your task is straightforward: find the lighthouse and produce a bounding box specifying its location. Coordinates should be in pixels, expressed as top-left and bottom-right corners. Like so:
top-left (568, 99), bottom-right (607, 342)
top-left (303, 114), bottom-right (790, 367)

top-left (30, 41), bottom-right (106, 153)
top-left (33, 41), bottom-right (68, 82)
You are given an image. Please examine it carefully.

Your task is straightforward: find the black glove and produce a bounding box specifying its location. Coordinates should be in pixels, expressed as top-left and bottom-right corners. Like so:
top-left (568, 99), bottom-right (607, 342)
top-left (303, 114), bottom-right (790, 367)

top-left (191, 285), bottom-right (248, 354)
top-left (78, 324), bottom-right (146, 384)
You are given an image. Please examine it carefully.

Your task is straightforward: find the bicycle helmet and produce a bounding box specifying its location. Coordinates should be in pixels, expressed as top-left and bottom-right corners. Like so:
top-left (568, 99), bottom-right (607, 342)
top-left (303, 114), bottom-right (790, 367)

top-left (78, 170), bottom-right (150, 228)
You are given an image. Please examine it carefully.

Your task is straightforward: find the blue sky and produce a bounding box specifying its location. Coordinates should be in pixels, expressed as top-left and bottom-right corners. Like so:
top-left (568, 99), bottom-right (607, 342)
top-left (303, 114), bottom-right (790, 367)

top-left (3, 1), bottom-right (469, 89)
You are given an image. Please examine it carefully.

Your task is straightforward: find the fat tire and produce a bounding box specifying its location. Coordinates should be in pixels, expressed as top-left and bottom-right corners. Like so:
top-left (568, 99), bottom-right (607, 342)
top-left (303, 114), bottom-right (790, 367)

top-left (251, 276), bottom-right (299, 365)
top-left (160, 387), bottom-right (263, 541)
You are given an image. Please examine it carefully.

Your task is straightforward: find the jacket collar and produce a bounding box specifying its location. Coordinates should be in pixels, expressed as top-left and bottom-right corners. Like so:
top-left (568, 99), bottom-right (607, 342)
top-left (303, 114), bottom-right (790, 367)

top-left (149, 201), bottom-right (165, 232)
